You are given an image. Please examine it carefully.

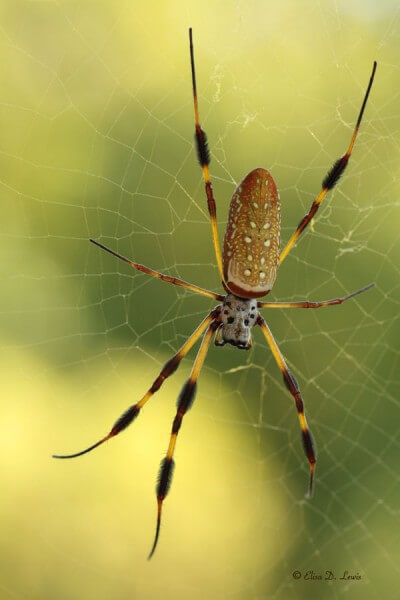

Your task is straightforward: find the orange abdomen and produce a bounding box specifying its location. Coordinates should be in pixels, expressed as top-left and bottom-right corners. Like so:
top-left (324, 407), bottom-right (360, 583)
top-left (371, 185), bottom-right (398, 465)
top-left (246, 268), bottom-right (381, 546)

top-left (223, 168), bottom-right (280, 299)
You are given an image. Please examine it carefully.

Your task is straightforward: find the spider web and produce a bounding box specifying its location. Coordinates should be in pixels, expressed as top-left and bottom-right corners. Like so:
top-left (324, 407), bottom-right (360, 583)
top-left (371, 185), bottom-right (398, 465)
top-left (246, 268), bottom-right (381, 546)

top-left (1, 1), bottom-right (400, 599)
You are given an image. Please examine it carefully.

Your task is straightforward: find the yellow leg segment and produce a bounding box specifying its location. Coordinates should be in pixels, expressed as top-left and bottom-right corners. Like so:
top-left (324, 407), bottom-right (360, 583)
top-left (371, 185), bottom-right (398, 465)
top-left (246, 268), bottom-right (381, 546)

top-left (258, 316), bottom-right (316, 498)
top-left (189, 28), bottom-right (225, 283)
top-left (53, 309), bottom-right (220, 460)
top-left (279, 61), bottom-right (377, 265)
top-left (148, 319), bottom-right (218, 559)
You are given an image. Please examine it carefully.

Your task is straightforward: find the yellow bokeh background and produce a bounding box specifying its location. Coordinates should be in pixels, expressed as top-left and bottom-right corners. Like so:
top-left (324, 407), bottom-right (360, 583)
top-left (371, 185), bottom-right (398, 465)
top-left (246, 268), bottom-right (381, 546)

top-left (1, 1), bottom-right (399, 599)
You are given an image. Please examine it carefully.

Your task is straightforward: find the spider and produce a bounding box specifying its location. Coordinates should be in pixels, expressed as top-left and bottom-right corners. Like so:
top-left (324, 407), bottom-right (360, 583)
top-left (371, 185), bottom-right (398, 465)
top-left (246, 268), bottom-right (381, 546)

top-left (54, 29), bottom-right (377, 559)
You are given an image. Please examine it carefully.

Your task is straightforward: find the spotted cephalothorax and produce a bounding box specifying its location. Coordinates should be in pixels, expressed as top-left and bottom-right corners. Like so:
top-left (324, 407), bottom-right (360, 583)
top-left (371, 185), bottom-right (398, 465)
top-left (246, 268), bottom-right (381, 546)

top-left (216, 294), bottom-right (258, 349)
top-left (53, 28), bottom-right (377, 561)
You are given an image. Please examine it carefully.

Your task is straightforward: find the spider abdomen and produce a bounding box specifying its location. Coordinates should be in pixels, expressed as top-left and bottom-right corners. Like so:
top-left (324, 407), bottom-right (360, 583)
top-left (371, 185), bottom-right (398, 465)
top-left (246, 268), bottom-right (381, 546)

top-left (223, 168), bottom-right (280, 299)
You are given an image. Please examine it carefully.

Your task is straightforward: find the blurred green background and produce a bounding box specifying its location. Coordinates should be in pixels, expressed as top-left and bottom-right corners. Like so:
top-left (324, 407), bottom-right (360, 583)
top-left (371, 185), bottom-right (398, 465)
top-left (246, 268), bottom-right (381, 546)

top-left (1, 1), bottom-right (399, 599)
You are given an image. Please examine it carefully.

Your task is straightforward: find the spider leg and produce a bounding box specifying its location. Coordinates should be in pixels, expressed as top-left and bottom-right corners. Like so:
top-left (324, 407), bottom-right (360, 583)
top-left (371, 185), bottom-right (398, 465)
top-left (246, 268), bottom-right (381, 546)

top-left (53, 308), bottom-right (221, 460)
top-left (279, 61), bottom-right (377, 265)
top-left (257, 282), bottom-right (374, 309)
top-left (148, 318), bottom-right (219, 559)
top-left (189, 29), bottom-right (225, 285)
top-left (257, 316), bottom-right (316, 498)
top-left (90, 239), bottom-right (224, 301)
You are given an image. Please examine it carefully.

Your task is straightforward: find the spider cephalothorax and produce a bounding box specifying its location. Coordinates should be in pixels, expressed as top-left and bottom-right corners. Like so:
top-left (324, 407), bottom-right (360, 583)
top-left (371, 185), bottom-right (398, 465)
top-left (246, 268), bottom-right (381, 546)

top-left (54, 28), bottom-right (377, 560)
top-left (216, 294), bottom-right (258, 349)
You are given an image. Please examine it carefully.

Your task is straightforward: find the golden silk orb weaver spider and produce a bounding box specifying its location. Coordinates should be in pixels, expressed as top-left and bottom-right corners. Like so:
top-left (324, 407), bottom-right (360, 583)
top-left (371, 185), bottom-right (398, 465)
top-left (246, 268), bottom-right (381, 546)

top-left (53, 29), bottom-right (377, 559)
